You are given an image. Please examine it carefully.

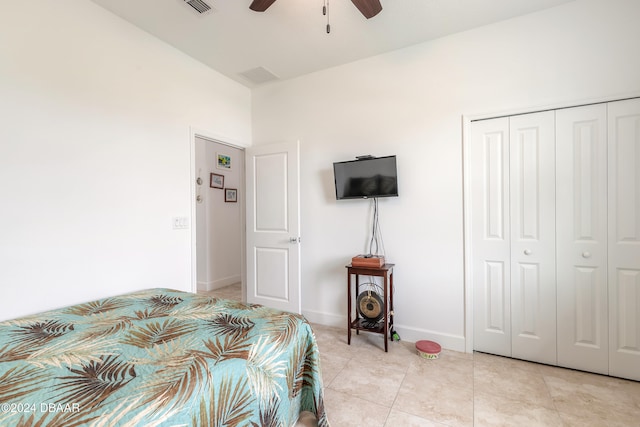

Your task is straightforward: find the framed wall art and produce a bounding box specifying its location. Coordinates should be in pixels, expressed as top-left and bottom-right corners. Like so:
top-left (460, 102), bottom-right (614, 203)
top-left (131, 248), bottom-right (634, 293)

top-left (225, 188), bottom-right (237, 203)
top-left (216, 153), bottom-right (232, 170)
top-left (210, 173), bottom-right (224, 189)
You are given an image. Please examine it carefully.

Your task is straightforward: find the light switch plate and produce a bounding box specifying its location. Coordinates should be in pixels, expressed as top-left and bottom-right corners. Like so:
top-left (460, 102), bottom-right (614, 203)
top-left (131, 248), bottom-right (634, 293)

top-left (172, 216), bottom-right (189, 229)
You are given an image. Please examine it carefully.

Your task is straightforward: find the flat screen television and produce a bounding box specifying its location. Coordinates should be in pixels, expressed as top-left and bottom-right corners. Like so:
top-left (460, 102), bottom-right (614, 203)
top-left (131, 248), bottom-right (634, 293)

top-left (333, 155), bottom-right (398, 200)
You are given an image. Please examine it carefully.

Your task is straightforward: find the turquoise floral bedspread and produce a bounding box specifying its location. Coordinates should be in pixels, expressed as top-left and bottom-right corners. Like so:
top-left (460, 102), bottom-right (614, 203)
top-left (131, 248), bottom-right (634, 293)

top-left (0, 288), bottom-right (328, 427)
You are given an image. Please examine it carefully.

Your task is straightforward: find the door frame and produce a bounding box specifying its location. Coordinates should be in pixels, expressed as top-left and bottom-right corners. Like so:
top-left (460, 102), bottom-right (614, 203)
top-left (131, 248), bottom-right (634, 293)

top-left (189, 127), bottom-right (248, 298)
top-left (462, 92), bottom-right (640, 354)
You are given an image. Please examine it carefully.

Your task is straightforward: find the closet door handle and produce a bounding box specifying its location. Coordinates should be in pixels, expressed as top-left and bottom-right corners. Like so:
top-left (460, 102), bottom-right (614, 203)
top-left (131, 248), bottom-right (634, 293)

top-left (524, 249), bottom-right (532, 255)
top-left (582, 251), bottom-right (591, 258)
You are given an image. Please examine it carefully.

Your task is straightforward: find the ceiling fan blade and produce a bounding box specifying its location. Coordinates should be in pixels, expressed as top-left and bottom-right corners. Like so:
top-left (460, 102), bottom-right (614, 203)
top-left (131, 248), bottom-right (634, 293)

top-left (249, 0), bottom-right (278, 12)
top-left (350, 0), bottom-right (382, 19)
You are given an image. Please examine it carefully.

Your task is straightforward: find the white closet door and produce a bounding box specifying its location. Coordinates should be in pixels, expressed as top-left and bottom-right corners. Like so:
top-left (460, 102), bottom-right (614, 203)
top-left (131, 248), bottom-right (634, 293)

top-left (509, 111), bottom-right (557, 365)
top-left (608, 98), bottom-right (640, 381)
top-left (556, 104), bottom-right (609, 374)
top-left (470, 117), bottom-right (512, 357)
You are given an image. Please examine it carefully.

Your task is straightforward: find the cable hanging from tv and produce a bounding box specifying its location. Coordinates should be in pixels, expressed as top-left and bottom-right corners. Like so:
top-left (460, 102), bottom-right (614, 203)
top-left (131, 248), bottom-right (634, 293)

top-left (369, 197), bottom-right (385, 256)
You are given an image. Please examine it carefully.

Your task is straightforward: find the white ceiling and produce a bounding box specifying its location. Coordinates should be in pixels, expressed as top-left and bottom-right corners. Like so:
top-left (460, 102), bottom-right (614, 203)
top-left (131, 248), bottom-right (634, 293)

top-left (89, 0), bottom-right (575, 87)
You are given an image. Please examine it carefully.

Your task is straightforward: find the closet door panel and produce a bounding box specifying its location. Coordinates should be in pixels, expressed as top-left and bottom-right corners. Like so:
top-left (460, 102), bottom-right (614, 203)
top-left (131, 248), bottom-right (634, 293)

top-left (608, 98), bottom-right (640, 381)
top-left (470, 118), bottom-right (512, 357)
top-left (509, 111), bottom-right (557, 365)
top-left (556, 104), bottom-right (608, 374)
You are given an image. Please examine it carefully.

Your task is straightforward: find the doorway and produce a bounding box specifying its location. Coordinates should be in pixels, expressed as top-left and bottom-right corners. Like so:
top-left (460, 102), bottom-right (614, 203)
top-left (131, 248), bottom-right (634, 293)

top-left (192, 134), bottom-right (246, 299)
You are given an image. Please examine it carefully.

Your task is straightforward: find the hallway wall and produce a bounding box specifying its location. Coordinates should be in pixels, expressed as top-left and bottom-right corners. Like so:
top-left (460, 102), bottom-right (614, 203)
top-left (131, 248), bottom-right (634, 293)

top-left (195, 138), bottom-right (244, 291)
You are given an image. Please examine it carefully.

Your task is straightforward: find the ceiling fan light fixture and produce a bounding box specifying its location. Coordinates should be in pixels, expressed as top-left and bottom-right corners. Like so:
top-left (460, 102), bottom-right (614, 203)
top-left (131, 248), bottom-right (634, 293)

top-left (249, 0), bottom-right (381, 34)
top-left (249, 0), bottom-right (382, 19)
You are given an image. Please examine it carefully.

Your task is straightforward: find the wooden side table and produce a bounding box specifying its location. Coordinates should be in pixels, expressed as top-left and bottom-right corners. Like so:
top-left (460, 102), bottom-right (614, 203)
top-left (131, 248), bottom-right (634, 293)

top-left (346, 263), bottom-right (395, 352)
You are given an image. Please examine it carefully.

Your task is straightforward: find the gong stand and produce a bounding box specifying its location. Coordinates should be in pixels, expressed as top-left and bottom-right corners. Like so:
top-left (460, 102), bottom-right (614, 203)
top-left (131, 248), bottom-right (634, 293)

top-left (346, 263), bottom-right (395, 352)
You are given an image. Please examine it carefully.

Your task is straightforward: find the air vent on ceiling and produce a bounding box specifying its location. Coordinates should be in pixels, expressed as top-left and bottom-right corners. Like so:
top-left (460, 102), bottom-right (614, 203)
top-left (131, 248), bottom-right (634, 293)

top-left (239, 67), bottom-right (280, 85)
top-left (182, 0), bottom-right (214, 15)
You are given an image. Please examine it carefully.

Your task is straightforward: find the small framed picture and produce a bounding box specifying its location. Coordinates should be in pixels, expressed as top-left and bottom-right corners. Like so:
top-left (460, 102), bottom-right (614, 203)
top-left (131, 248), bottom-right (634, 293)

top-left (216, 153), bottom-right (232, 170)
top-left (225, 188), bottom-right (238, 203)
top-left (210, 173), bottom-right (224, 189)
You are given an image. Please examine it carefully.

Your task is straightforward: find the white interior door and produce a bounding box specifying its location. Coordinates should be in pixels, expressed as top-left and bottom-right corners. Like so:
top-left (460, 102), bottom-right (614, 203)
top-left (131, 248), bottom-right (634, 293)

top-left (470, 117), bottom-right (512, 357)
top-left (245, 141), bottom-right (301, 314)
top-left (556, 104), bottom-right (609, 374)
top-left (608, 98), bottom-right (640, 380)
top-left (509, 111), bottom-right (557, 365)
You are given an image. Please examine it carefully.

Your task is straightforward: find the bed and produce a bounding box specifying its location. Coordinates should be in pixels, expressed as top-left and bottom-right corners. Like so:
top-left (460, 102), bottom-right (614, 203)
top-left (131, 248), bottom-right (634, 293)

top-left (0, 288), bottom-right (328, 427)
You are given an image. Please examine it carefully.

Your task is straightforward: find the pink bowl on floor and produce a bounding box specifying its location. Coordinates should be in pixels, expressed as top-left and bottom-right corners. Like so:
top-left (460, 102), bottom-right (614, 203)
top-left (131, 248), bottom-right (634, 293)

top-left (415, 340), bottom-right (441, 359)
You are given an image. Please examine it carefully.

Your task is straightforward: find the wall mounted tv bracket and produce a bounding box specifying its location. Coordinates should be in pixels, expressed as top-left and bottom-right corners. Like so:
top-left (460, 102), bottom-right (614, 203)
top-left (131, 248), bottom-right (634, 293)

top-left (356, 155), bottom-right (375, 160)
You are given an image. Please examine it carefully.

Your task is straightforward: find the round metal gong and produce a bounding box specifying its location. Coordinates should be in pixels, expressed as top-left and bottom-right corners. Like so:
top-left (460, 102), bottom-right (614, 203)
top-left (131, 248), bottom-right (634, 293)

top-left (356, 291), bottom-right (384, 322)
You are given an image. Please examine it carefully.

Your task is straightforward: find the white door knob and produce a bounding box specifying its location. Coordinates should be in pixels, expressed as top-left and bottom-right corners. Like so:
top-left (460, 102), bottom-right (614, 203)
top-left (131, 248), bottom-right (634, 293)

top-left (582, 251), bottom-right (591, 258)
top-left (524, 249), bottom-right (532, 255)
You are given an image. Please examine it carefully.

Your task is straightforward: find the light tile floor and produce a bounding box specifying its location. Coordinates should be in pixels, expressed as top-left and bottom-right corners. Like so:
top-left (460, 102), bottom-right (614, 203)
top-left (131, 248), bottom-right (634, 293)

top-left (200, 284), bottom-right (640, 426)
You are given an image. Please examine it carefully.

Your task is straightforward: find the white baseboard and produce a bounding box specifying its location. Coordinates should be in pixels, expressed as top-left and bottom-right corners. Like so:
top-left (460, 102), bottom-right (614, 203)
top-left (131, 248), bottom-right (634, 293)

top-left (392, 324), bottom-right (466, 353)
top-left (302, 309), bottom-right (467, 353)
top-left (197, 275), bottom-right (241, 292)
top-left (302, 308), bottom-right (344, 328)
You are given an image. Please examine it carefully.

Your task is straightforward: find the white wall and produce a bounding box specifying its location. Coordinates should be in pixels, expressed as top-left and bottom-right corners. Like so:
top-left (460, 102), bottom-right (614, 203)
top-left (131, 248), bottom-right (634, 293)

top-left (0, 0), bottom-right (251, 321)
top-left (251, 0), bottom-right (640, 350)
top-left (195, 138), bottom-right (244, 291)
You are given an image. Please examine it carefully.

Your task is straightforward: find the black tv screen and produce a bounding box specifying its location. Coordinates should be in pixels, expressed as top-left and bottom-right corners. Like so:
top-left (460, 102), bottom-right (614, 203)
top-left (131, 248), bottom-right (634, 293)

top-left (333, 156), bottom-right (398, 200)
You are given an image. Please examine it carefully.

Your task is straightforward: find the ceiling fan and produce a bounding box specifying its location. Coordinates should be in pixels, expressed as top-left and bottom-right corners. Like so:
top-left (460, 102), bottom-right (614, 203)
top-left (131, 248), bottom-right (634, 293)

top-left (249, 0), bottom-right (383, 19)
